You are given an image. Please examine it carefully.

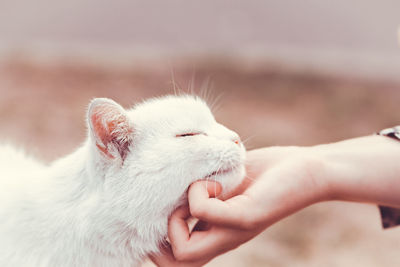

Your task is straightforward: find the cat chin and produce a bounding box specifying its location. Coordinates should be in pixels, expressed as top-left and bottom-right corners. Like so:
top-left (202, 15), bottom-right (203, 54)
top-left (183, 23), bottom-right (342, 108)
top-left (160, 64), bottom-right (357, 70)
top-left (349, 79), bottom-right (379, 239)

top-left (175, 164), bottom-right (245, 210)
top-left (212, 165), bottom-right (246, 199)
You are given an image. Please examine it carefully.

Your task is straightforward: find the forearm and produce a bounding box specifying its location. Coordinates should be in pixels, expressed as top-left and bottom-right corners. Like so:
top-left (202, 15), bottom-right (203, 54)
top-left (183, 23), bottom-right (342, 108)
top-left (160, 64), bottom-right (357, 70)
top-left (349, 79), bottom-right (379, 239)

top-left (316, 135), bottom-right (400, 207)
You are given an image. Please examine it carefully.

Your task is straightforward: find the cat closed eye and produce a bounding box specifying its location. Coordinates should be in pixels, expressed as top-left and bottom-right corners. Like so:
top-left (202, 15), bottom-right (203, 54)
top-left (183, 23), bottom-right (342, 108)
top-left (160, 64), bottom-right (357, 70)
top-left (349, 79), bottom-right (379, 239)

top-left (176, 132), bottom-right (204, 137)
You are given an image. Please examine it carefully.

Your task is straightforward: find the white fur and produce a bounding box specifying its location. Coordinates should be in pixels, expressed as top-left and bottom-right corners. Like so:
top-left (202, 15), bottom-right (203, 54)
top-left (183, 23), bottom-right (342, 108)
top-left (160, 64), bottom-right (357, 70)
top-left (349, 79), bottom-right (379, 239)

top-left (0, 95), bottom-right (246, 267)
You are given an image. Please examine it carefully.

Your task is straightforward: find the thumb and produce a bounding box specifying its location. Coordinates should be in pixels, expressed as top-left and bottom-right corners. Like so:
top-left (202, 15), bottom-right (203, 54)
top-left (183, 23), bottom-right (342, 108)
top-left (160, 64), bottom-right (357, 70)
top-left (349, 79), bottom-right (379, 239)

top-left (197, 180), bottom-right (222, 198)
top-left (188, 181), bottom-right (255, 229)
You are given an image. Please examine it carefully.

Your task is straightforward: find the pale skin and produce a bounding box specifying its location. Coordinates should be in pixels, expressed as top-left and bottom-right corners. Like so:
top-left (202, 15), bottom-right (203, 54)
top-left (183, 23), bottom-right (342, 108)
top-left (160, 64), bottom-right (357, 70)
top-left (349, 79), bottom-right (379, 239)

top-left (151, 135), bottom-right (400, 266)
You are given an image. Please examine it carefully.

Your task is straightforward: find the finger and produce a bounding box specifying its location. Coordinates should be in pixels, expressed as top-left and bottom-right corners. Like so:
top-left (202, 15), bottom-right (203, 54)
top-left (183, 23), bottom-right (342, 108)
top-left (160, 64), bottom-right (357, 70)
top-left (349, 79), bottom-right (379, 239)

top-left (168, 205), bottom-right (191, 251)
top-left (168, 208), bottom-right (219, 263)
top-left (188, 182), bottom-right (254, 229)
top-left (150, 239), bottom-right (211, 267)
top-left (168, 205), bottom-right (217, 261)
top-left (149, 244), bottom-right (176, 267)
top-left (202, 180), bottom-right (222, 197)
top-left (170, 225), bottom-right (240, 262)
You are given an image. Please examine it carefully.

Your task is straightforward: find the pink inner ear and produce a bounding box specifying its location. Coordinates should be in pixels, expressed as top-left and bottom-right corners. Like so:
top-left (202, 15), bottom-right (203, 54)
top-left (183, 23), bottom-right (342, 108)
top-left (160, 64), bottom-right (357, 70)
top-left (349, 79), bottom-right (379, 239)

top-left (90, 103), bottom-right (132, 159)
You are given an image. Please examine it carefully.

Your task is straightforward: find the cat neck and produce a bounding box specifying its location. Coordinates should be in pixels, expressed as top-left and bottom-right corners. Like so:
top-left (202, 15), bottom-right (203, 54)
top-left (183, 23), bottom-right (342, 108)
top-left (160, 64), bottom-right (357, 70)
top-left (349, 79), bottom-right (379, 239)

top-left (40, 143), bottom-right (96, 223)
top-left (38, 142), bottom-right (165, 258)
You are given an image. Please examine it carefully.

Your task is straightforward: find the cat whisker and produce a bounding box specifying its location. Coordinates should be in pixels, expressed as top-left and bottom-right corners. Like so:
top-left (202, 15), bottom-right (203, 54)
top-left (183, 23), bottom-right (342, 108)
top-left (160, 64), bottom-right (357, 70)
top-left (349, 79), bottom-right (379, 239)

top-left (240, 135), bottom-right (257, 150)
top-left (208, 92), bottom-right (224, 113)
top-left (168, 64), bottom-right (180, 96)
top-left (241, 134), bottom-right (256, 144)
top-left (168, 70), bottom-right (186, 96)
top-left (188, 67), bottom-right (197, 97)
top-left (244, 174), bottom-right (257, 182)
top-left (199, 76), bottom-right (212, 98)
top-left (199, 79), bottom-right (215, 104)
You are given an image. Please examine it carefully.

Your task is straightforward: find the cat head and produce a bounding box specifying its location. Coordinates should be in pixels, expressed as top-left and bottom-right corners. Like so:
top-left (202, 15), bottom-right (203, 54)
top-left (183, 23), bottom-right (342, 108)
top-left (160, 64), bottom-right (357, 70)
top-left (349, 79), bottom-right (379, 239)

top-left (87, 95), bottom-right (246, 221)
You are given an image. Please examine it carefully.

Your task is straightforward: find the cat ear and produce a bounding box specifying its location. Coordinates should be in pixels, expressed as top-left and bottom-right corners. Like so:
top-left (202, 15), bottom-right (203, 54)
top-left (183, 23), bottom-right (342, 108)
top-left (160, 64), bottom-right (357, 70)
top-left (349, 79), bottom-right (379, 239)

top-left (87, 98), bottom-right (133, 161)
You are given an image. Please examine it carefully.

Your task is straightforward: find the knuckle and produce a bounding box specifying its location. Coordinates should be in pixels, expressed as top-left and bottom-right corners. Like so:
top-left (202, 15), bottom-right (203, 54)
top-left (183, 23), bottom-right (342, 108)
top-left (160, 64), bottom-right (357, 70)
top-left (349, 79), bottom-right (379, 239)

top-left (238, 210), bottom-right (260, 230)
top-left (240, 218), bottom-right (257, 230)
top-left (189, 203), bottom-right (206, 218)
top-left (173, 248), bottom-right (190, 262)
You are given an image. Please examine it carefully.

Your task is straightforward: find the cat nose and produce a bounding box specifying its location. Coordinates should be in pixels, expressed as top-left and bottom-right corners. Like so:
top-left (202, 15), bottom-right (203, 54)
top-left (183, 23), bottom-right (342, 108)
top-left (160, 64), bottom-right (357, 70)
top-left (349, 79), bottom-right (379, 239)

top-left (232, 136), bottom-right (241, 146)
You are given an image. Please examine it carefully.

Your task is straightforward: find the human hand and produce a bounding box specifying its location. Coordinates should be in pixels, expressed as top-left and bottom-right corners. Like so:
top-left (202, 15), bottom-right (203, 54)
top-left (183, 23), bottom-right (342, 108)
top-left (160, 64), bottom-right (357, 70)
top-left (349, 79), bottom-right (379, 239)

top-left (150, 182), bottom-right (263, 267)
top-left (152, 135), bottom-right (400, 266)
top-left (152, 146), bottom-right (330, 265)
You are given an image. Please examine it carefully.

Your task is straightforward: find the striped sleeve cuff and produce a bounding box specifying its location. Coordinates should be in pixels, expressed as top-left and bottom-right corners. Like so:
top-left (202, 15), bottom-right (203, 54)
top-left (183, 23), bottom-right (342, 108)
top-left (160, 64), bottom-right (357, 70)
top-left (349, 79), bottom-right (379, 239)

top-left (377, 126), bottom-right (400, 229)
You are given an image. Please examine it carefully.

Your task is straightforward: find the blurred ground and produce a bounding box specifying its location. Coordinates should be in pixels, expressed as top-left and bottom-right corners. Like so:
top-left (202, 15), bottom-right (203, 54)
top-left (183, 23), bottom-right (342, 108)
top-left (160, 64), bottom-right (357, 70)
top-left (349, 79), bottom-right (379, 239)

top-left (1, 57), bottom-right (400, 266)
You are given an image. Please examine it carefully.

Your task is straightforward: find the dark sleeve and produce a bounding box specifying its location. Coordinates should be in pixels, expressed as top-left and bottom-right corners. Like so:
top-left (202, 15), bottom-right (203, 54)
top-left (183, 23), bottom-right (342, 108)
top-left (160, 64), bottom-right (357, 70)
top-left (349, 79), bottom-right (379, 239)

top-left (379, 206), bottom-right (400, 229)
top-left (377, 126), bottom-right (400, 229)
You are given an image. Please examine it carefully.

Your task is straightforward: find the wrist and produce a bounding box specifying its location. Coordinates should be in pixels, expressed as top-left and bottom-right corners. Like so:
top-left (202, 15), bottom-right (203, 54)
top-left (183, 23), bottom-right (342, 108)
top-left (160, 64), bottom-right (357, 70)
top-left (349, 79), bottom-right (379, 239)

top-left (310, 144), bottom-right (343, 202)
top-left (294, 146), bottom-right (334, 203)
top-left (311, 140), bottom-right (361, 202)
top-left (266, 146), bottom-right (334, 205)
top-left (313, 135), bottom-right (400, 205)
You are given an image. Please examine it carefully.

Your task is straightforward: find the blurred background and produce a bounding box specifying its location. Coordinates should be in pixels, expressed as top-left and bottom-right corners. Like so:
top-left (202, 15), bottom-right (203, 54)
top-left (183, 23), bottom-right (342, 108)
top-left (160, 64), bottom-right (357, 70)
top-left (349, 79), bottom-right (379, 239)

top-left (1, 1), bottom-right (400, 266)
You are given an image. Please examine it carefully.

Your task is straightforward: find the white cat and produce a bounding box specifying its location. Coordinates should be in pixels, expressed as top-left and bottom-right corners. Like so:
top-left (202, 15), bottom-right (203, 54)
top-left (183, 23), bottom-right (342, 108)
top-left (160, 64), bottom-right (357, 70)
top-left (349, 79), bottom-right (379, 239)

top-left (0, 95), bottom-right (246, 267)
